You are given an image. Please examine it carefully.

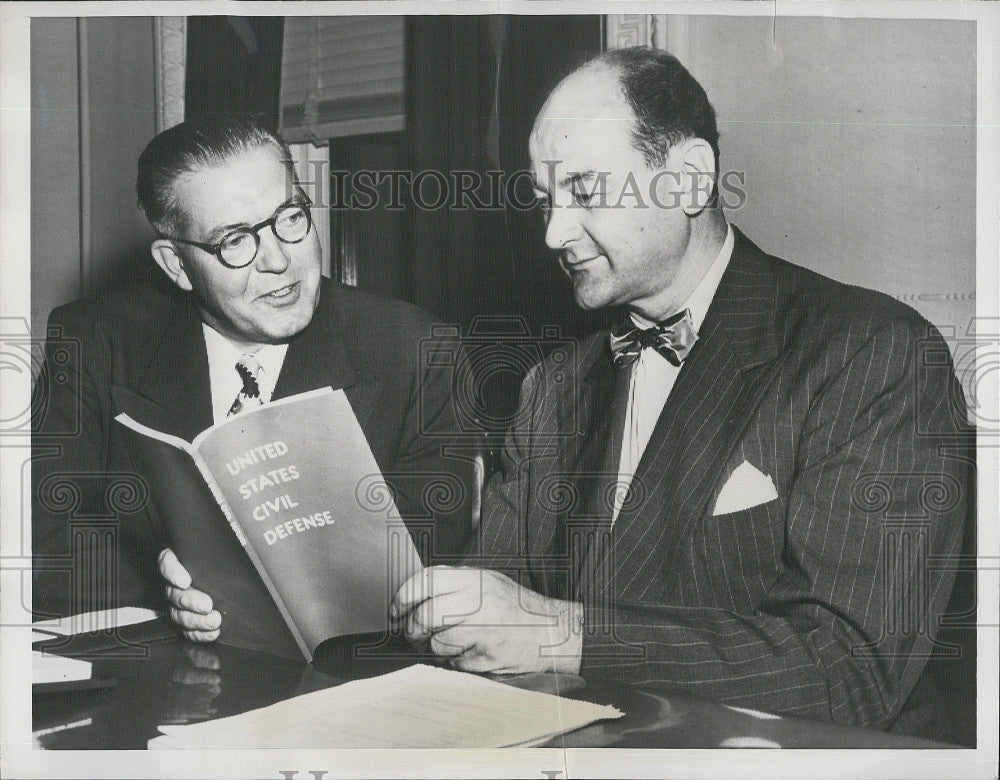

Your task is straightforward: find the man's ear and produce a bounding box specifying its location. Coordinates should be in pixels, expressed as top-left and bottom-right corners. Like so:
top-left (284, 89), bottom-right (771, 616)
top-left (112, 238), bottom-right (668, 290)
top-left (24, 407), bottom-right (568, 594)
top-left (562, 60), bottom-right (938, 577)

top-left (150, 240), bottom-right (193, 292)
top-left (675, 138), bottom-right (717, 216)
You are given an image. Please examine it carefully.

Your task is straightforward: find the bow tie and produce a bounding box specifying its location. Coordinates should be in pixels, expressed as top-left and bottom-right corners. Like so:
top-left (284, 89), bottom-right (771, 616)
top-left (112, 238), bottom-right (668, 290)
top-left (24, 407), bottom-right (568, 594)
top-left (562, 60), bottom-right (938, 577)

top-left (609, 309), bottom-right (698, 368)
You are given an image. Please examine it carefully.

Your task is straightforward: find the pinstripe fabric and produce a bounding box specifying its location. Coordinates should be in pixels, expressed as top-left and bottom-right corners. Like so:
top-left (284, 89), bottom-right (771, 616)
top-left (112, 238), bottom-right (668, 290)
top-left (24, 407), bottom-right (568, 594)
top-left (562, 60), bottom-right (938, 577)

top-left (469, 229), bottom-right (971, 731)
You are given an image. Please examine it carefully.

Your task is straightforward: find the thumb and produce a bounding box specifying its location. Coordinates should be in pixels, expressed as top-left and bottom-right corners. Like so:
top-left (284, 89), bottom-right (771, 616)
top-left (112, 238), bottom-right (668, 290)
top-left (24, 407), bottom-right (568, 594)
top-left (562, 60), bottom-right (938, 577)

top-left (158, 548), bottom-right (193, 589)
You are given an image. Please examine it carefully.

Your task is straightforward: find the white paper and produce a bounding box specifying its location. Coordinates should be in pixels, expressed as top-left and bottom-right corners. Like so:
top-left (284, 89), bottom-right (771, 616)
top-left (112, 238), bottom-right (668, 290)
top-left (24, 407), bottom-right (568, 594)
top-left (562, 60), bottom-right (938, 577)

top-left (31, 651), bottom-right (92, 685)
top-left (149, 663), bottom-right (623, 749)
top-left (32, 607), bottom-right (160, 636)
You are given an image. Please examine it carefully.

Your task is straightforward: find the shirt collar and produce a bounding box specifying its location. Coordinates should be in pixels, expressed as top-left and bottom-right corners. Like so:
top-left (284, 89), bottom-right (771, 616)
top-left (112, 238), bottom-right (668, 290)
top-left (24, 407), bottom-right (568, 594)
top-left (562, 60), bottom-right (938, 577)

top-left (630, 223), bottom-right (734, 334)
top-left (202, 324), bottom-right (289, 418)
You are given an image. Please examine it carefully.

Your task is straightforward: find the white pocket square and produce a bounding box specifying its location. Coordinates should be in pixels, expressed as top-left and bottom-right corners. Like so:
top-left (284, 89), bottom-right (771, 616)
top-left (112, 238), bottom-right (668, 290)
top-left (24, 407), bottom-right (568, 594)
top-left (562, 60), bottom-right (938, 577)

top-left (712, 461), bottom-right (778, 516)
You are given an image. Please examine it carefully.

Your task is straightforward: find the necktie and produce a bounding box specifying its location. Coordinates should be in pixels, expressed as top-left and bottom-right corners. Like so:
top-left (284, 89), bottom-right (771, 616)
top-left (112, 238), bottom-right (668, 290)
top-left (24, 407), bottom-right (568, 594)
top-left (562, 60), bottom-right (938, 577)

top-left (609, 308), bottom-right (698, 368)
top-left (228, 353), bottom-right (265, 417)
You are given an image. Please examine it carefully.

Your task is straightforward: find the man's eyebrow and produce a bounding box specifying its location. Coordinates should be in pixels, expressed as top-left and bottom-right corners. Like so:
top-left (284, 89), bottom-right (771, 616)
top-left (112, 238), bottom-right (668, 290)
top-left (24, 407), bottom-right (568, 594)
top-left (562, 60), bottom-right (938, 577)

top-left (560, 170), bottom-right (599, 189)
top-left (203, 194), bottom-right (307, 243)
top-left (203, 221), bottom-right (249, 244)
top-left (531, 170), bottom-right (600, 194)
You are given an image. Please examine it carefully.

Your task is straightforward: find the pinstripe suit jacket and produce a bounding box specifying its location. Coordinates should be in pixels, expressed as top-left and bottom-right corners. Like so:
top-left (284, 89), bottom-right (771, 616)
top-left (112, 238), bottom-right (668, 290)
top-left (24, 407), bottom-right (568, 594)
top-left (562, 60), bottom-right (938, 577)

top-left (472, 228), bottom-right (971, 731)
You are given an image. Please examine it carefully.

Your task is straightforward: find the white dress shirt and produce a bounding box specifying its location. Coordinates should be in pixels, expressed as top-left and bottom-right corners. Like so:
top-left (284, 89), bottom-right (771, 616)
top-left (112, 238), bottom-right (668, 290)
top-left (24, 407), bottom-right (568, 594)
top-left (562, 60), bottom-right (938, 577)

top-left (612, 225), bottom-right (735, 522)
top-left (203, 324), bottom-right (289, 424)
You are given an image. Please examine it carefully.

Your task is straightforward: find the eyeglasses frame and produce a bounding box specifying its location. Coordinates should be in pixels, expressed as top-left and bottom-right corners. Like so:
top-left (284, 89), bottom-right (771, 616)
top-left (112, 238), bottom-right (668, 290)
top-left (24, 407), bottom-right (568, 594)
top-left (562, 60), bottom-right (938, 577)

top-left (159, 199), bottom-right (314, 269)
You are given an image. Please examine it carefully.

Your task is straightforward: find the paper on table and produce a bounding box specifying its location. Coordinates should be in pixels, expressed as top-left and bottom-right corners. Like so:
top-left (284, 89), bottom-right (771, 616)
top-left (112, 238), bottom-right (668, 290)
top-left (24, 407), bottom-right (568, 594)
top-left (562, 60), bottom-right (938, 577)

top-left (32, 651), bottom-right (92, 685)
top-left (32, 607), bottom-right (159, 636)
top-left (149, 664), bottom-right (623, 749)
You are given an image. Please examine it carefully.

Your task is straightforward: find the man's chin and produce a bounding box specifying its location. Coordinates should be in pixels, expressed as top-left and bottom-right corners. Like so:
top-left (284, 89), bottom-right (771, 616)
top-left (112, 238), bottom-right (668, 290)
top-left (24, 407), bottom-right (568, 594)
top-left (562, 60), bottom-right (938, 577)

top-left (258, 286), bottom-right (320, 338)
top-left (242, 305), bottom-right (317, 345)
top-left (262, 313), bottom-right (315, 343)
top-left (573, 287), bottom-right (612, 311)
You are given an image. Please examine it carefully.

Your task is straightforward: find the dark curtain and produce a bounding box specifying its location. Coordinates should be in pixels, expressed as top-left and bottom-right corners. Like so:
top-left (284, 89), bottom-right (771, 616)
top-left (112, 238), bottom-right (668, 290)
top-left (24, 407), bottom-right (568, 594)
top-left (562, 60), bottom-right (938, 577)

top-left (403, 17), bottom-right (508, 325)
top-left (493, 15), bottom-right (611, 338)
top-left (404, 15), bottom-right (604, 336)
top-left (185, 17), bottom-right (285, 128)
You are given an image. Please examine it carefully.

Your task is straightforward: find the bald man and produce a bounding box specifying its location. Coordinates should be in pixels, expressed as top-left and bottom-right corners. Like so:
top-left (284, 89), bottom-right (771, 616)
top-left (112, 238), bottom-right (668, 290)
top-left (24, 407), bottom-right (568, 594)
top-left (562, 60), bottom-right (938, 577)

top-left (391, 48), bottom-right (970, 734)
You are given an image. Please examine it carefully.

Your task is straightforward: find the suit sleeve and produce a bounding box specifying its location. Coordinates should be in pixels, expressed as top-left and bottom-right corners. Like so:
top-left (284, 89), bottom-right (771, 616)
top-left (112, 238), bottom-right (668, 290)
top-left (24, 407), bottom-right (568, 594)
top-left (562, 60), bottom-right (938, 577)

top-left (577, 316), bottom-right (970, 728)
top-left (31, 304), bottom-right (163, 617)
top-left (385, 329), bottom-right (477, 562)
top-left (464, 366), bottom-right (545, 573)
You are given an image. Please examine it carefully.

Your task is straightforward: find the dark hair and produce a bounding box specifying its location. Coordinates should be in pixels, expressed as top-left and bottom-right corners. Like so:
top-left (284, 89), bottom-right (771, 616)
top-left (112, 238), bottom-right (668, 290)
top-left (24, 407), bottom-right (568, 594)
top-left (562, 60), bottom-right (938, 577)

top-left (136, 115), bottom-right (293, 236)
top-left (588, 47), bottom-right (720, 171)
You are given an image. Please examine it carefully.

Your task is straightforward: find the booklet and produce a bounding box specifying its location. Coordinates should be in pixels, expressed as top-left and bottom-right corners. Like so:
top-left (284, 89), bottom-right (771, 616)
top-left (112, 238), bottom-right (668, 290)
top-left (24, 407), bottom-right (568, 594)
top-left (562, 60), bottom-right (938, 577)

top-left (115, 387), bottom-right (421, 662)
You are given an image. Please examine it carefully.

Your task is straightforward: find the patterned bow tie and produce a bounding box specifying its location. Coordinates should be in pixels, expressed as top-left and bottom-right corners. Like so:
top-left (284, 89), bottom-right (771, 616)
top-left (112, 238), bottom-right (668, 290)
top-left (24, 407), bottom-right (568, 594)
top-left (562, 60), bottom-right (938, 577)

top-left (228, 353), bottom-right (266, 416)
top-left (609, 309), bottom-right (698, 369)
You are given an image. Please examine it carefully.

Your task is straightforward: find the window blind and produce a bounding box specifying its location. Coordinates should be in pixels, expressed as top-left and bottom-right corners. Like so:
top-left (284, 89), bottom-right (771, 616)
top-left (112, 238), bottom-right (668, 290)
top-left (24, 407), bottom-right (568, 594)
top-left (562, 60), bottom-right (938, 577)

top-left (279, 16), bottom-right (405, 142)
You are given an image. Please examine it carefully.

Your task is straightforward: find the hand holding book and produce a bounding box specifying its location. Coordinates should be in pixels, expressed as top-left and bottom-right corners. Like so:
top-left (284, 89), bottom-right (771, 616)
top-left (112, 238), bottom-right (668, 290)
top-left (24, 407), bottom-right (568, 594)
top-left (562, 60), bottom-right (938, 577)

top-left (116, 387), bottom-right (422, 661)
top-left (159, 549), bottom-right (222, 643)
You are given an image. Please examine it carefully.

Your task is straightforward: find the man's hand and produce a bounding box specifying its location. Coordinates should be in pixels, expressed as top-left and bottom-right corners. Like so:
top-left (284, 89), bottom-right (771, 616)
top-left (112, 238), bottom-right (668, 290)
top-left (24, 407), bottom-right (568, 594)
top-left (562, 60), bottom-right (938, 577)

top-left (391, 566), bottom-right (583, 675)
top-left (158, 548), bottom-right (222, 643)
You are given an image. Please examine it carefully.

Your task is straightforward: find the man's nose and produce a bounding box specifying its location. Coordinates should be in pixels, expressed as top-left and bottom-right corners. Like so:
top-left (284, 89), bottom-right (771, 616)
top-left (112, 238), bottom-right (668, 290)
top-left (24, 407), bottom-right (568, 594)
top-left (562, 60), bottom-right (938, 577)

top-left (253, 229), bottom-right (292, 274)
top-left (544, 202), bottom-right (584, 250)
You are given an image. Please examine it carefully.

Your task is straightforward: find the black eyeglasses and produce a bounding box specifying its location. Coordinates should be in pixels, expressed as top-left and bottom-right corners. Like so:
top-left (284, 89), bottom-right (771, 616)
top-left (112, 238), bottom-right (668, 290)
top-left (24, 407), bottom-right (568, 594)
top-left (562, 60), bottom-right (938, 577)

top-left (162, 200), bottom-right (313, 269)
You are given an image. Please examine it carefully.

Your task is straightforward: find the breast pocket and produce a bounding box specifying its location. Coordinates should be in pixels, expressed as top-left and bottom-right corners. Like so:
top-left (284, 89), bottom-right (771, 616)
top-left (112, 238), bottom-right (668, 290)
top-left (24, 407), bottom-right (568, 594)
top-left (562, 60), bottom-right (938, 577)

top-left (688, 498), bottom-right (786, 611)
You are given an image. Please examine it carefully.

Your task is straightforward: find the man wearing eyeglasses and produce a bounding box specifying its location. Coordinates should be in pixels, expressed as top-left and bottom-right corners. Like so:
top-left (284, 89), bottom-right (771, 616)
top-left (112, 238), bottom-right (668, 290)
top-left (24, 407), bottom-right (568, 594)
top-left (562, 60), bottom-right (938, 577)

top-left (31, 116), bottom-right (472, 629)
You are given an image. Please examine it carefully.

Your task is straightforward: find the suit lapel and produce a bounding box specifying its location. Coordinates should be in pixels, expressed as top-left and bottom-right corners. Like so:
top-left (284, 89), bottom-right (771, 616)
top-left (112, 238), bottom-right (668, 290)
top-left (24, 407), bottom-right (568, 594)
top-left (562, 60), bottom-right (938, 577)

top-left (568, 343), bottom-right (632, 603)
top-left (120, 281), bottom-right (364, 442)
top-left (125, 293), bottom-right (214, 442)
top-left (526, 333), bottom-right (615, 600)
top-left (608, 229), bottom-right (787, 602)
top-left (271, 282), bottom-right (362, 410)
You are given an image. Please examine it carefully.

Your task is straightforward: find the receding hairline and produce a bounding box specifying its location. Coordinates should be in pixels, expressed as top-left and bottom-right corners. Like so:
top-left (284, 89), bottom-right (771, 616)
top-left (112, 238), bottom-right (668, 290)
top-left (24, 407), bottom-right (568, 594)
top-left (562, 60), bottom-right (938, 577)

top-left (531, 64), bottom-right (633, 144)
top-left (172, 139), bottom-right (292, 183)
top-left (535, 61), bottom-right (630, 124)
top-left (160, 140), bottom-right (299, 235)
top-left (531, 53), bottom-right (719, 173)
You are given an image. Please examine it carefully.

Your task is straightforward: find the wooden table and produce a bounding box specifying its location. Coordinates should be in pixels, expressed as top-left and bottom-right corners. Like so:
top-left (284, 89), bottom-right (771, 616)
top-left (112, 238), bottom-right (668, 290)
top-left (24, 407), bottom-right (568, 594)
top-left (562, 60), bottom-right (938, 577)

top-left (32, 620), bottom-right (955, 750)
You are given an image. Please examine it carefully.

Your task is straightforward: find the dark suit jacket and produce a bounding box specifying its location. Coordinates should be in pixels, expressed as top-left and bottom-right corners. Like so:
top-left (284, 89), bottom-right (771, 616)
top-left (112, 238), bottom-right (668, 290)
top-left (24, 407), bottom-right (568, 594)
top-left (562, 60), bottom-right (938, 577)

top-left (32, 275), bottom-right (472, 617)
top-left (472, 228), bottom-right (972, 732)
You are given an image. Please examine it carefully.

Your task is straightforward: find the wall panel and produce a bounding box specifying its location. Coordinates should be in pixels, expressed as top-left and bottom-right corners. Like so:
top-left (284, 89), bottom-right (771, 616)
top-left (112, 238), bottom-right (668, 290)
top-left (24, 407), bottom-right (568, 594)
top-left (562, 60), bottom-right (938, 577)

top-left (606, 15), bottom-right (976, 404)
top-left (29, 17), bottom-right (158, 338)
top-left (30, 18), bottom-right (81, 341)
